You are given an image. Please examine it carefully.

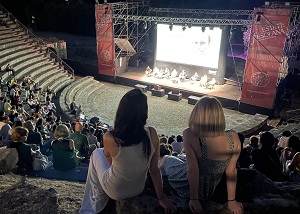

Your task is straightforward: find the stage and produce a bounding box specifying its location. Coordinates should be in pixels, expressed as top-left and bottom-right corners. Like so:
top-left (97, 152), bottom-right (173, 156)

top-left (115, 66), bottom-right (242, 110)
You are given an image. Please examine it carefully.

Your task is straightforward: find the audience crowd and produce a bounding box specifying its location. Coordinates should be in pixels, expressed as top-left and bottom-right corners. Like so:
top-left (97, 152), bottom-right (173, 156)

top-left (1, 79), bottom-right (300, 213)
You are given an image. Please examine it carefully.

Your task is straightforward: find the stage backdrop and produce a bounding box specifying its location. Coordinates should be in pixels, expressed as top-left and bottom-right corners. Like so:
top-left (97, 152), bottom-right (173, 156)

top-left (95, 4), bottom-right (114, 76)
top-left (241, 8), bottom-right (291, 109)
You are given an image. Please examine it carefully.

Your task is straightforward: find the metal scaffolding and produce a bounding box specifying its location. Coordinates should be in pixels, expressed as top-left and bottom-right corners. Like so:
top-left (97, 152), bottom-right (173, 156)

top-left (110, 0), bottom-right (300, 77)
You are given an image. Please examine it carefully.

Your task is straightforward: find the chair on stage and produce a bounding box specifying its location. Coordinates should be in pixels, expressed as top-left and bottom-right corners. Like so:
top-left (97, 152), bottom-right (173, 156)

top-left (151, 85), bottom-right (165, 97)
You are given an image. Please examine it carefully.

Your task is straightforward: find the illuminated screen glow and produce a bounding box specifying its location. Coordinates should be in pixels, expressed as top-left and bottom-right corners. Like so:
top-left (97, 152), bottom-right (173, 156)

top-left (156, 24), bottom-right (222, 69)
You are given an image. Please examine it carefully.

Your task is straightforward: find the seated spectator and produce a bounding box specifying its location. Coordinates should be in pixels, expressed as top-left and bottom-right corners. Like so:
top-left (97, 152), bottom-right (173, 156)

top-left (252, 131), bottom-right (288, 181)
top-left (87, 127), bottom-right (98, 155)
top-left (10, 127), bottom-right (36, 175)
top-left (171, 135), bottom-right (183, 154)
top-left (281, 136), bottom-right (300, 180)
top-left (0, 116), bottom-right (11, 146)
top-left (278, 130), bottom-right (292, 148)
top-left (159, 136), bottom-right (168, 144)
top-left (4, 99), bottom-right (11, 115)
top-left (51, 124), bottom-right (76, 171)
top-left (69, 122), bottom-right (89, 160)
top-left (285, 152), bottom-right (300, 182)
top-left (24, 120), bottom-right (43, 147)
top-left (239, 135), bottom-right (259, 168)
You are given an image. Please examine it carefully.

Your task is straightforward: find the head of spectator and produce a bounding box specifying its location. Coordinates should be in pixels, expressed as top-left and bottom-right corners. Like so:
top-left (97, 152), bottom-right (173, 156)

top-left (160, 144), bottom-right (172, 158)
top-left (176, 135), bottom-right (183, 143)
top-left (12, 120), bottom-right (23, 128)
top-left (24, 120), bottom-right (34, 131)
top-left (288, 135), bottom-right (300, 152)
top-left (250, 135), bottom-right (259, 148)
top-left (11, 127), bottom-right (28, 142)
top-left (159, 136), bottom-right (167, 144)
top-left (110, 88), bottom-right (151, 158)
top-left (282, 130), bottom-right (292, 138)
top-left (54, 124), bottom-right (70, 139)
top-left (189, 96), bottom-right (225, 138)
top-left (168, 136), bottom-right (175, 145)
top-left (74, 122), bottom-right (83, 132)
top-left (259, 131), bottom-right (275, 150)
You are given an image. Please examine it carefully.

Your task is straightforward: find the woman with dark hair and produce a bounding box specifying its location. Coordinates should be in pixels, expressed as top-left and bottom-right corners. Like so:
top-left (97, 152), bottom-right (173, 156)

top-left (80, 89), bottom-right (176, 214)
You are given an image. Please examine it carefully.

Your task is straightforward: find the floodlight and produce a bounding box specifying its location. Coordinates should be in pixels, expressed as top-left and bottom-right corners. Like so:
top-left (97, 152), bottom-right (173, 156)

top-left (182, 24), bottom-right (187, 31)
top-left (201, 26), bottom-right (205, 32)
top-left (169, 23), bottom-right (173, 31)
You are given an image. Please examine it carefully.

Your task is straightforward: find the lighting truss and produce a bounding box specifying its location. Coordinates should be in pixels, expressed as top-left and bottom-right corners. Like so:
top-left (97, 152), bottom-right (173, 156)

top-left (113, 14), bottom-right (252, 25)
top-left (149, 8), bottom-right (254, 16)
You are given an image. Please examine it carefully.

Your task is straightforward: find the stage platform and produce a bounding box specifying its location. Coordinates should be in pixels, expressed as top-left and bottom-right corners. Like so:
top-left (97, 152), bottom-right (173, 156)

top-left (74, 80), bottom-right (268, 137)
top-left (116, 67), bottom-right (242, 110)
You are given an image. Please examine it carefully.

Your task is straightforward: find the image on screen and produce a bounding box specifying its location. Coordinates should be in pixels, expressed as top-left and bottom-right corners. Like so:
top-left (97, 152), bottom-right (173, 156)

top-left (156, 24), bottom-right (222, 69)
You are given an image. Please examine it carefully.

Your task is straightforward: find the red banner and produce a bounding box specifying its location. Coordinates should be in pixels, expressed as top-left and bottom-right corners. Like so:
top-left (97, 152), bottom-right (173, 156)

top-left (241, 8), bottom-right (290, 109)
top-left (95, 4), bottom-right (114, 76)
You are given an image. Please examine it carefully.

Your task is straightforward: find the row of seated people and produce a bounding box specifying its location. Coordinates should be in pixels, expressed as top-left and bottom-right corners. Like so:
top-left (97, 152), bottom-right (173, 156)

top-left (238, 130), bottom-right (300, 182)
top-left (159, 129), bottom-right (300, 183)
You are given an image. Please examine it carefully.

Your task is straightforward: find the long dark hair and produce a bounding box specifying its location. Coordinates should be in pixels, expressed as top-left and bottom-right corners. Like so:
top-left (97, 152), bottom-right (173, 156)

top-left (110, 89), bottom-right (151, 159)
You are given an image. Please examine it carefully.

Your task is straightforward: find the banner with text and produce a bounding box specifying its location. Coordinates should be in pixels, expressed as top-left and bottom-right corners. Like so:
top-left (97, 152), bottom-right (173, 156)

top-left (95, 4), bottom-right (114, 76)
top-left (241, 8), bottom-right (290, 109)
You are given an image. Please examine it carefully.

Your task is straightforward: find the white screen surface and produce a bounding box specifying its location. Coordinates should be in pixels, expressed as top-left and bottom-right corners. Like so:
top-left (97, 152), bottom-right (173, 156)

top-left (156, 24), bottom-right (222, 69)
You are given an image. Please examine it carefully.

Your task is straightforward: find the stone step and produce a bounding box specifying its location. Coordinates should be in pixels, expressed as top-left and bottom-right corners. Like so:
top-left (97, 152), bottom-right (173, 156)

top-left (66, 77), bottom-right (95, 106)
top-left (59, 76), bottom-right (95, 112)
top-left (19, 63), bottom-right (60, 82)
top-left (49, 75), bottom-right (73, 93)
top-left (54, 78), bottom-right (75, 94)
top-left (0, 35), bottom-right (29, 45)
top-left (32, 68), bottom-right (62, 85)
top-left (9, 61), bottom-right (56, 82)
top-left (0, 51), bottom-right (45, 71)
top-left (0, 43), bottom-right (36, 59)
top-left (0, 40), bottom-right (29, 51)
top-left (0, 30), bottom-right (27, 40)
top-left (0, 49), bottom-right (41, 66)
top-left (41, 73), bottom-right (70, 91)
top-left (1, 56), bottom-right (48, 80)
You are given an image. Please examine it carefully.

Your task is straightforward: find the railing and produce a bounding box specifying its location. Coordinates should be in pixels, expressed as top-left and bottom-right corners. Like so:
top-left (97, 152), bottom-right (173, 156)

top-left (0, 4), bottom-right (74, 78)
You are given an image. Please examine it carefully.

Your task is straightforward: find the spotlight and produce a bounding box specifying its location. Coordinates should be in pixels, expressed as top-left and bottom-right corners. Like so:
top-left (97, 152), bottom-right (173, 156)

top-left (209, 26), bottom-right (214, 30)
top-left (256, 11), bottom-right (264, 22)
top-left (169, 23), bottom-right (173, 31)
top-left (188, 23), bottom-right (192, 28)
top-left (143, 21), bottom-right (147, 30)
top-left (182, 24), bottom-right (187, 31)
top-left (201, 26), bottom-right (205, 32)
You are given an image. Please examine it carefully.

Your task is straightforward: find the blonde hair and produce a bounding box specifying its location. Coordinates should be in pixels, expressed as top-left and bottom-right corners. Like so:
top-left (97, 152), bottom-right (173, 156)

top-left (11, 127), bottom-right (29, 142)
top-left (54, 124), bottom-right (70, 139)
top-left (188, 96), bottom-right (225, 138)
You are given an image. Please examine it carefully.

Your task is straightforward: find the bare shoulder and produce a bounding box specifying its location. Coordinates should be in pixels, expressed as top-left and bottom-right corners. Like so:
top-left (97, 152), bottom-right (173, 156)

top-left (183, 128), bottom-right (198, 141)
top-left (103, 132), bottom-right (118, 147)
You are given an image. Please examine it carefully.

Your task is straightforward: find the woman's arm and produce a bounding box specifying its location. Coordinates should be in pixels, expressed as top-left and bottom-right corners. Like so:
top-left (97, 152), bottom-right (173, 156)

top-left (148, 126), bottom-right (176, 213)
top-left (102, 132), bottom-right (119, 166)
top-left (225, 131), bottom-right (243, 214)
top-left (183, 128), bottom-right (202, 213)
top-left (288, 152), bottom-right (300, 171)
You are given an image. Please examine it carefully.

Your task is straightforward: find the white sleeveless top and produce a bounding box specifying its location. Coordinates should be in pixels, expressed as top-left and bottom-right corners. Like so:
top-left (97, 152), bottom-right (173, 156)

top-left (101, 128), bottom-right (155, 200)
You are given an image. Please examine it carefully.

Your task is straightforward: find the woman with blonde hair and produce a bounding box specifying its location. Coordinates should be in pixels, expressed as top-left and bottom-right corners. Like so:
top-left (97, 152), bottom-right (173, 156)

top-left (183, 96), bottom-right (243, 214)
top-left (51, 124), bottom-right (76, 170)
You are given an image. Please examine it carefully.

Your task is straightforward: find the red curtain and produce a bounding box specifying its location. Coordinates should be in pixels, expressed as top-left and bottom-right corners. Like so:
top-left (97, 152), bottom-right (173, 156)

top-left (241, 8), bottom-right (291, 109)
top-left (95, 4), bottom-right (114, 76)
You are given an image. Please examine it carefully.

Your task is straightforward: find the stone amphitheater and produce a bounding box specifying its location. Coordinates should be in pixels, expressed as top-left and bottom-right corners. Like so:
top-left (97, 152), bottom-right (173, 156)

top-left (0, 7), bottom-right (299, 140)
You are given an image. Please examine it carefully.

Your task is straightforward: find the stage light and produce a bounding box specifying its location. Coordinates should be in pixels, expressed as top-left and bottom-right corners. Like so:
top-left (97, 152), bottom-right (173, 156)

top-left (201, 26), bottom-right (205, 32)
top-left (256, 11), bottom-right (264, 22)
top-left (188, 23), bottom-right (192, 28)
top-left (209, 26), bottom-right (214, 30)
top-left (143, 21), bottom-right (147, 30)
top-left (265, 1), bottom-right (270, 6)
top-left (169, 23), bottom-right (173, 31)
top-left (105, 6), bottom-right (108, 14)
top-left (285, 2), bottom-right (290, 6)
top-left (95, 0), bottom-right (99, 4)
top-left (182, 24), bottom-right (187, 31)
